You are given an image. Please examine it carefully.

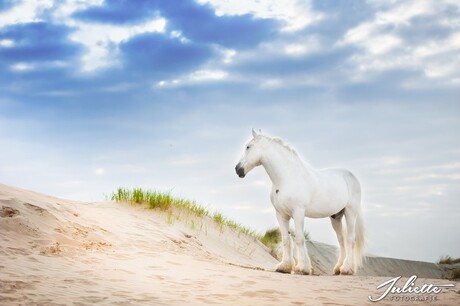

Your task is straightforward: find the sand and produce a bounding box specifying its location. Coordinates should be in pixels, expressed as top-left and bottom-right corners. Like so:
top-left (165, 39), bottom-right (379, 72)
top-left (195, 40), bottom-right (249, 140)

top-left (0, 184), bottom-right (458, 305)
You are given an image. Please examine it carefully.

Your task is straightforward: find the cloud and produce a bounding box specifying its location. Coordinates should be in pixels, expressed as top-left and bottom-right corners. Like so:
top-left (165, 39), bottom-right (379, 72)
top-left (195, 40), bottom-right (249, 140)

top-left (199, 0), bottom-right (323, 32)
top-left (156, 69), bottom-right (228, 88)
top-left (68, 18), bottom-right (166, 71)
top-left (161, 1), bottom-right (279, 49)
top-left (308, 0), bottom-right (374, 40)
top-left (338, 0), bottom-right (460, 84)
top-left (224, 42), bottom-right (354, 88)
top-left (10, 62), bottom-right (33, 71)
top-left (72, 0), bottom-right (155, 24)
top-left (73, 0), bottom-right (280, 49)
top-left (0, 0), bottom-right (54, 27)
top-left (120, 32), bottom-right (214, 76)
top-left (0, 22), bottom-right (82, 63)
top-left (0, 0), bottom-right (20, 12)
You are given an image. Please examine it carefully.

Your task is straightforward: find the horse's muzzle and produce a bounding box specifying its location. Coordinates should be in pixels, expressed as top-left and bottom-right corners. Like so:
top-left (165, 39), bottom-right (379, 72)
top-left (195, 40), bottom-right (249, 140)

top-left (235, 162), bottom-right (245, 178)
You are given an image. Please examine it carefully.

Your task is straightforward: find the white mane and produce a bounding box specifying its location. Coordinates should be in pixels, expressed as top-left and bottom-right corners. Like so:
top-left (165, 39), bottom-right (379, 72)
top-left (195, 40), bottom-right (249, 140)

top-left (266, 136), bottom-right (299, 157)
top-left (265, 135), bottom-right (313, 168)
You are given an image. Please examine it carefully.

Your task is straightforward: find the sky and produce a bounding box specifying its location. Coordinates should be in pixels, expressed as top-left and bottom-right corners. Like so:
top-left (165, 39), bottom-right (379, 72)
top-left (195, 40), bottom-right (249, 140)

top-left (0, 0), bottom-right (459, 263)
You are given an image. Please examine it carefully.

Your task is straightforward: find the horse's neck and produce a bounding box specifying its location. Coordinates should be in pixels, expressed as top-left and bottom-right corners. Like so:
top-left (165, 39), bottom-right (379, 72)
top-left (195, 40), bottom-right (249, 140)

top-left (262, 146), bottom-right (312, 187)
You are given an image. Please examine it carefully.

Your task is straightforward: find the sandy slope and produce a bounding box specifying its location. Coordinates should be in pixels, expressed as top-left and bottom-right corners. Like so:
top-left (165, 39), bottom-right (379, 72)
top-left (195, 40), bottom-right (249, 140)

top-left (0, 184), bottom-right (458, 305)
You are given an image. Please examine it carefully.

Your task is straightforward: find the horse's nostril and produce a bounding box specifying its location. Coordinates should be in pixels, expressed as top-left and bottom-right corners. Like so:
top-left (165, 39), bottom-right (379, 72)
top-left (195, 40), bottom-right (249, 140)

top-left (235, 162), bottom-right (241, 173)
top-left (236, 166), bottom-right (245, 178)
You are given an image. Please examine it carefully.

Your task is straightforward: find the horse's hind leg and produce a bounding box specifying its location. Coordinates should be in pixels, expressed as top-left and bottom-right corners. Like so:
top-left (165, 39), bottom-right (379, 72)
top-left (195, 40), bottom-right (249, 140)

top-left (340, 209), bottom-right (357, 275)
top-left (330, 212), bottom-right (346, 275)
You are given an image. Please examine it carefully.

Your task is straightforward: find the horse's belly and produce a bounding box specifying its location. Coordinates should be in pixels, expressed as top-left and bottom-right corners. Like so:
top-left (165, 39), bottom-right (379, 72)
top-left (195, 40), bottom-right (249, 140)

top-left (271, 170), bottom-right (350, 218)
top-left (304, 204), bottom-right (343, 218)
top-left (304, 197), bottom-right (347, 218)
top-left (305, 177), bottom-right (349, 218)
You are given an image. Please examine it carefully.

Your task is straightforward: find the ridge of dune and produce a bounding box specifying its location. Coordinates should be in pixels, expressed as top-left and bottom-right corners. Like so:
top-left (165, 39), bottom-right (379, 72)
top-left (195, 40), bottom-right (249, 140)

top-left (1, 184), bottom-right (458, 305)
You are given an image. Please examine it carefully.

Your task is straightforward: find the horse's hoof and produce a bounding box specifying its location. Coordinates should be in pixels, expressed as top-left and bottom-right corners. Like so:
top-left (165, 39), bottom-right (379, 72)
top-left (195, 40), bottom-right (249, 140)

top-left (333, 264), bottom-right (342, 275)
top-left (294, 268), bottom-right (312, 275)
top-left (275, 262), bottom-right (293, 274)
top-left (275, 268), bottom-right (291, 274)
top-left (339, 264), bottom-right (354, 275)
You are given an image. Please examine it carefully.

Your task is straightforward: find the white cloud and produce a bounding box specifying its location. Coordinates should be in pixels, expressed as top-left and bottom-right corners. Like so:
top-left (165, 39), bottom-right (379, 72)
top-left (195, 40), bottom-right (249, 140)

top-left (340, 23), bottom-right (402, 55)
top-left (372, 0), bottom-right (434, 25)
top-left (0, 0), bottom-right (54, 28)
top-left (0, 0), bottom-right (166, 72)
top-left (189, 70), bottom-right (228, 81)
top-left (284, 44), bottom-right (307, 56)
top-left (414, 32), bottom-right (460, 58)
top-left (366, 34), bottom-right (402, 55)
top-left (339, 0), bottom-right (460, 83)
top-left (221, 48), bottom-right (236, 64)
top-left (198, 0), bottom-right (322, 32)
top-left (68, 18), bottom-right (166, 71)
top-left (50, 0), bottom-right (104, 23)
top-left (284, 36), bottom-right (322, 56)
top-left (169, 30), bottom-right (189, 43)
top-left (260, 79), bottom-right (282, 89)
top-left (0, 39), bottom-right (14, 47)
top-left (156, 69), bottom-right (229, 88)
top-left (10, 63), bottom-right (34, 72)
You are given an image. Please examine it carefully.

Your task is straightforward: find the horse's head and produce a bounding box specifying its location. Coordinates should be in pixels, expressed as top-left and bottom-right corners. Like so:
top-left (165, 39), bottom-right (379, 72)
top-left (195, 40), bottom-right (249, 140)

top-left (235, 129), bottom-right (266, 178)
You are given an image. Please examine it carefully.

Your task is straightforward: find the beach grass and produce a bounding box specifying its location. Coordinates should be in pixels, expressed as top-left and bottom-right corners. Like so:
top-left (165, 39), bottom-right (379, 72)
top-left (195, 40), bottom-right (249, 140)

top-left (260, 227), bottom-right (310, 246)
top-left (438, 255), bottom-right (460, 265)
top-left (259, 227), bottom-right (310, 260)
top-left (111, 187), bottom-right (259, 239)
top-left (259, 227), bottom-right (282, 259)
top-left (260, 227), bottom-right (282, 246)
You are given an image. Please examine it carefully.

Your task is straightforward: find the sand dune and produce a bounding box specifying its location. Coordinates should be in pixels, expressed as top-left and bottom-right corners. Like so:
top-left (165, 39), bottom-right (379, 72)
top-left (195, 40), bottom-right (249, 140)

top-left (0, 184), bottom-right (458, 305)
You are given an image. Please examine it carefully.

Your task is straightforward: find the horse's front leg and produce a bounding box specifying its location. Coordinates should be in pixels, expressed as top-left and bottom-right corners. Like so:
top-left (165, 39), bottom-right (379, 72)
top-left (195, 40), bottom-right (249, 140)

top-left (275, 212), bottom-right (293, 273)
top-left (292, 211), bottom-right (312, 275)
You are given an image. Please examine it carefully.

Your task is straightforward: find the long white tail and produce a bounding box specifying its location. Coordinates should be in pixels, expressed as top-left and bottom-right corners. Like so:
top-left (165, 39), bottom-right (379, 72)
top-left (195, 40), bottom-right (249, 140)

top-left (353, 211), bottom-right (365, 271)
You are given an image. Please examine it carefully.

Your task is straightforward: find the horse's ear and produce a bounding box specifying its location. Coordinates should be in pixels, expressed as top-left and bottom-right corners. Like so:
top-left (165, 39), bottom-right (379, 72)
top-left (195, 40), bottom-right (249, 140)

top-left (252, 128), bottom-right (259, 138)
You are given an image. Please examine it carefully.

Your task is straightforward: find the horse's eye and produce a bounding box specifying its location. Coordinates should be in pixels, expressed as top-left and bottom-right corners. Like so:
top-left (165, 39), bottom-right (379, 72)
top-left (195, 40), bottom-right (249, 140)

top-left (246, 146), bottom-right (250, 150)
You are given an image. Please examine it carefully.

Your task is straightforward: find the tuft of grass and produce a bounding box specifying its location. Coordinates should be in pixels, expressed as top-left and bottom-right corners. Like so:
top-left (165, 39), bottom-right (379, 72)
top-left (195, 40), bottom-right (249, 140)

top-left (259, 227), bottom-right (311, 260)
top-left (111, 187), bottom-right (257, 239)
top-left (112, 187), bottom-right (181, 211)
top-left (260, 227), bottom-right (282, 260)
top-left (438, 255), bottom-right (460, 265)
top-left (212, 211), bottom-right (259, 237)
top-left (213, 212), bottom-right (225, 227)
top-left (260, 227), bottom-right (281, 246)
top-left (260, 227), bottom-right (310, 246)
top-left (132, 188), bottom-right (144, 204)
top-left (111, 187), bottom-right (130, 202)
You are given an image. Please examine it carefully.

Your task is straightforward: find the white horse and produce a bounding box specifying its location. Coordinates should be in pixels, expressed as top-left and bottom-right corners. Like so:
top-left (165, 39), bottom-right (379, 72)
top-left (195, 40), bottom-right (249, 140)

top-left (235, 129), bottom-right (365, 275)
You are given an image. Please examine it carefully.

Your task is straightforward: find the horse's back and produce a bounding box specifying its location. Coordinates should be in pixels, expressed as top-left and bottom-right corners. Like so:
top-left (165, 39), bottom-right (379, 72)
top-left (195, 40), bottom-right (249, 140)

top-left (319, 167), bottom-right (359, 184)
top-left (316, 168), bottom-right (361, 205)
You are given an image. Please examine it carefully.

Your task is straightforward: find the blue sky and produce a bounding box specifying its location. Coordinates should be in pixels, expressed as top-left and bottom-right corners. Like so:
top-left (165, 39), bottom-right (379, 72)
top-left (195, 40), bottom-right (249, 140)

top-left (0, 0), bottom-right (459, 262)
